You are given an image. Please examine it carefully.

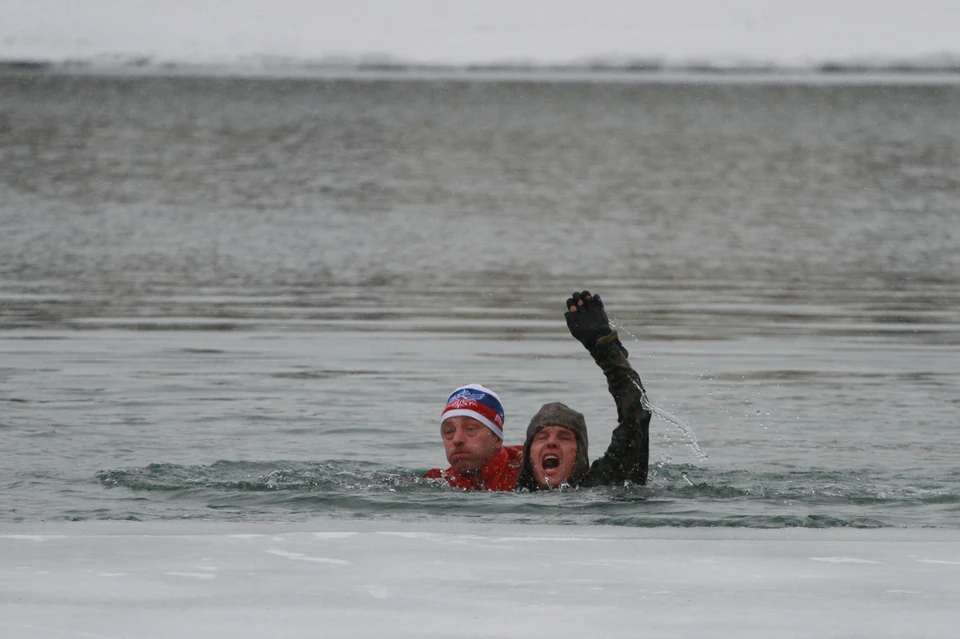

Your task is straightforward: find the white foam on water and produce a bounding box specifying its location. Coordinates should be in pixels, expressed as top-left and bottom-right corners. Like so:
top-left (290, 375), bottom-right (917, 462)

top-left (1, 521), bottom-right (958, 638)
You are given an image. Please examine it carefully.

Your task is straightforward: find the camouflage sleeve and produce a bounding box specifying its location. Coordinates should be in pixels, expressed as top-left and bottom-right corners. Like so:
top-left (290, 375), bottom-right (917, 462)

top-left (578, 331), bottom-right (651, 487)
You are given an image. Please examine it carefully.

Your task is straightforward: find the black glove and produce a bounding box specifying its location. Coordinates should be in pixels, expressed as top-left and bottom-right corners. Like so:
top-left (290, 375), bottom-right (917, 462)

top-left (564, 290), bottom-right (612, 351)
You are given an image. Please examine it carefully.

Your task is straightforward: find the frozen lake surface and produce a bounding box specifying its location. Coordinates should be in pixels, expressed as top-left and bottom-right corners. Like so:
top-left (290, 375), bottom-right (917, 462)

top-left (3, 522), bottom-right (959, 638)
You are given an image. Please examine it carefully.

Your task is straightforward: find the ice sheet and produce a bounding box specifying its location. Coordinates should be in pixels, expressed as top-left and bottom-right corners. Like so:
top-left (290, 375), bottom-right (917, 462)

top-left (2, 522), bottom-right (958, 638)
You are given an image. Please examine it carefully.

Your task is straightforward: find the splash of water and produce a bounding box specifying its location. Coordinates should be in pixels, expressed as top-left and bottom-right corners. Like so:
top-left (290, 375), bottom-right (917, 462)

top-left (613, 319), bottom-right (709, 462)
top-left (643, 397), bottom-right (709, 461)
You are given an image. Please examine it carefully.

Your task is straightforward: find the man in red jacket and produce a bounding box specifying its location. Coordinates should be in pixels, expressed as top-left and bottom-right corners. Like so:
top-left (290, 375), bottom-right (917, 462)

top-left (424, 384), bottom-right (522, 491)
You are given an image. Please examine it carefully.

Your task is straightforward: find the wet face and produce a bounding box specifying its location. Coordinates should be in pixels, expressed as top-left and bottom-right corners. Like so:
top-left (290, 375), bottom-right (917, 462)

top-left (529, 425), bottom-right (579, 489)
top-left (441, 416), bottom-right (503, 476)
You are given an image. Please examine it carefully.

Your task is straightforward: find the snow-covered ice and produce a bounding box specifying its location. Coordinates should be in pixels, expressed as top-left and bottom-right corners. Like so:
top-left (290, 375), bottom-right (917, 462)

top-left (2, 522), bottom-right (958, 638)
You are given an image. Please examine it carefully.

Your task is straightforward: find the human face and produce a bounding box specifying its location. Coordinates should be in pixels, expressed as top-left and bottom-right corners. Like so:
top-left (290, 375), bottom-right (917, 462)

top-left (441, 416), bottom-right (503, 476)
top-left (529, 426), bottom-right (579, 489)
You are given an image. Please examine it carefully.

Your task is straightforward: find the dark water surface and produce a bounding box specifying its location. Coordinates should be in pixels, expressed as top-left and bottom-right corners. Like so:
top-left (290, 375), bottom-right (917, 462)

top-left (1, 72), bottom-right (958, 527)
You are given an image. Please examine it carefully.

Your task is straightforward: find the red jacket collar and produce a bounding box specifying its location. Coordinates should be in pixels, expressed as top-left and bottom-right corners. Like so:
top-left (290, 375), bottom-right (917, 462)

top-left (426, 445), bottom-right (522, 491)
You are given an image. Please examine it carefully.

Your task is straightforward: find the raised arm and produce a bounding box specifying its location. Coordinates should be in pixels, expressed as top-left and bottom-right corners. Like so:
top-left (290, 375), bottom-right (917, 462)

top-left (565, 291), bottom-right (651, 486)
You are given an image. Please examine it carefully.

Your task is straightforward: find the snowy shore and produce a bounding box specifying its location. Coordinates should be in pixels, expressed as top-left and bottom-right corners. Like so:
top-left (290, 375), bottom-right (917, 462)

top-left (3, 0), bottom-right (959, 72)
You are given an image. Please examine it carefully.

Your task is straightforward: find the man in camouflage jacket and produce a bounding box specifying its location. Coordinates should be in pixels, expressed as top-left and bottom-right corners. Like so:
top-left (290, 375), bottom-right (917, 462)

top-left (516, 290), bottom-right (651, 491)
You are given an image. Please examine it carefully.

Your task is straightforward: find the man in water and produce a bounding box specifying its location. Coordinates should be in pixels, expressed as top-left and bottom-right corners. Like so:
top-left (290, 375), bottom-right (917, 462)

top-left (424, 384), bottom-right (522, 491)
top-left (516, 290), bottom-right (651, 490)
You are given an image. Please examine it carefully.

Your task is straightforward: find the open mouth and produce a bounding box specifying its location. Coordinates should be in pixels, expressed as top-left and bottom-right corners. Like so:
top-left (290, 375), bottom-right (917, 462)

top-left (542, 454), bottom-right (561, 470)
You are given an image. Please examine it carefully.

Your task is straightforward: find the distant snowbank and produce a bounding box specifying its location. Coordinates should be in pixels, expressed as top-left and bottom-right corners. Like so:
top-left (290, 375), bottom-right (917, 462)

top-left (3, 0), bottom-right (959, 72)
top-left (4, 57), bottom-right (960, 86)
top-left (4, 55), bottom-right (960, 74)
